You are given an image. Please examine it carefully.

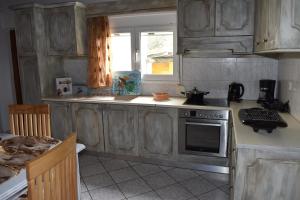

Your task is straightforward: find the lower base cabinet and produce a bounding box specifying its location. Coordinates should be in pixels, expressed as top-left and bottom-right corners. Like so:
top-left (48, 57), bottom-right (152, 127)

top-left (138, 107), bottom-right (178, 160)
top-left (72, 103), bottom-right (105, 152)
top-left (103, 104), bottom-right (138, 156)
top-left (47, 102), bottom-right (73, 140)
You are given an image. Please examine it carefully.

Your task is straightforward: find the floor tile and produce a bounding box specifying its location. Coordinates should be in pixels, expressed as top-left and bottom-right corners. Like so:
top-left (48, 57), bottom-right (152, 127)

top-left (98, 156), bottom-right (113, 162)
top-left (156, 183), bottom-right (193, 200)
top-left (81, 192), bottom-right (92, 200)
top-left (198, 189), bottom-right (229, 200)
top-left (89, 184), bottom-right (125, 200)
top-left (80, 178), bottom-right (88, 192)
top-left (133, 163), bottom-right (162, 177)
top-left (127, 191), bottom-right (162, 200)
top-left (128, 161), bottom-right (141, 166)
top-left (109, 167), bottom-right (139, 183)
top-left (166, 168), bottom-right (198, 182)
top-left (143, 171), bottom-right (176, 190)
top-left (80, 163), bottom-right (106, 177)
top-left (118, 178), bottom-right (152, 198)
top-left (218, 184), bottom-right (230, 195)
top-left (200, 172), bottom-right (229, 187)
top-left (102, 159), bottom-right (129, 172)
top-left (79, 154), bottom-right (100, 167)
top-left (83, 172), bottom-right (114, 190)
top-left (180, 176), bottom-right (216, 196)
top-left (159, 165), bottom-right (174, 171)
top-left (193, 170), bottom-right (208, 176)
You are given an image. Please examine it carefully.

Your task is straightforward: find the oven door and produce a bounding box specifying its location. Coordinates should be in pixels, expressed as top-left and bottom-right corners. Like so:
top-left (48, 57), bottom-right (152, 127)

top-left (179, 118), bottom-right (228, 157)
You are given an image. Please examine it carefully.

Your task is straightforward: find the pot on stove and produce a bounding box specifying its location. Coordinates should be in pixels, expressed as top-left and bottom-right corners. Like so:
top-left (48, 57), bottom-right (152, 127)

top-left (181, 87), bottom-right (209, 103)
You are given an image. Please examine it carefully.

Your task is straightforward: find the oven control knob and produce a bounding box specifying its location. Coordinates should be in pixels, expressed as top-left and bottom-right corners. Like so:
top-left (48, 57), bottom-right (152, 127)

top-left (219, 114), bottom-right (224, 119)
top-left (184, 112), bottom-right (189, 117)
top-left (190, 111), bottom-right (196, 117)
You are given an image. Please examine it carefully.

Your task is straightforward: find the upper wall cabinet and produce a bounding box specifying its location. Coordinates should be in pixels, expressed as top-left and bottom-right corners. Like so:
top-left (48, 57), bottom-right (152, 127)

top-left (215, 0), bottom-right (254, 36)
top-left (254, 0), bottom-right (300, 53)
top-left (177, 0), bottom-right (255, 54)
top-left (15, 9), bottom-right (36, 56)
top-left (178, 0), bottom-right (215, 37)
top-left (46, 2), bottom-right (87, 56)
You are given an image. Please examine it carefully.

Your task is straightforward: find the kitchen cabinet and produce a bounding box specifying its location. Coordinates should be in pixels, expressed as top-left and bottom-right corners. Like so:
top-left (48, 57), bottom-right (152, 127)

top-left (45, 2), bottom-right (87, 56)
top-left (177, 0), bottom-right (255, 54)
top-left (215, 0), bottom-right (254, 36)
top-left (18, 56), bottom-right (41, 104)
top-left (231, 133), bottom-right (300, 199)
top-left (103, 104), bottom-right (138, 156)
top-left (254, 0), bottom-right (300, 53)
top-left (72, 103), bottom-right (104, 152)
top-left (15, 8), bottom-right (36, 56)
top-left (46, 102), bottom-right (73, 140)
top-left (178, 0), bottom-right (215, 37)
top-left (138, 107), bottom-right (177, 159)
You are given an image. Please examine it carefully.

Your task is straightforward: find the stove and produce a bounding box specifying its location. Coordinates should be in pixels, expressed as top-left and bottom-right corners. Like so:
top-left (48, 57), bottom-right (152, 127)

top-left (184, 98), bottom-right (229, 107)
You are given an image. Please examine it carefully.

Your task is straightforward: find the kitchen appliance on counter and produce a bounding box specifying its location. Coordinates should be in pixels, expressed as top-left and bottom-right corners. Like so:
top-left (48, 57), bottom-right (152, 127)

top-left (257, 79), bottom-right (276, 103)
top-left (182, 87), bottom-right (228, 107)
top-left (227, 82), bottom-right (245, 102)
top-left (239, 107), bottom-right (288, 133)
top-left (56, 77), bottom-right (72, 96)
top-left (179, 109), bottom-right (230, 158)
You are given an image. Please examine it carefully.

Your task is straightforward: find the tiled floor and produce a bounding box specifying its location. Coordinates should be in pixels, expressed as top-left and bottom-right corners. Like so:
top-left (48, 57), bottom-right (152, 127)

top-left (79, 153), bottom-right (229, 200)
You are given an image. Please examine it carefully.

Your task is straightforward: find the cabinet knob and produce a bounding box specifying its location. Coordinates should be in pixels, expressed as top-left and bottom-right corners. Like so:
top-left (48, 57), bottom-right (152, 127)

top-left (256, 42), bottom-right (260, 46)
top-left (264, 39), bottom-right (268, 43)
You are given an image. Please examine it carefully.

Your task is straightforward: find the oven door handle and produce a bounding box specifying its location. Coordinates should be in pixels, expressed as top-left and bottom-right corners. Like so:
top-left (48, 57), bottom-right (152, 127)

top-left (185, 122), bottom-right (222, 127)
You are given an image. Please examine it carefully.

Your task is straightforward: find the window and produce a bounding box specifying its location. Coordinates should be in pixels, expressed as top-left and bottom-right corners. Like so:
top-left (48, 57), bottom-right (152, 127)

top-left (110, 32), bottom-right (132, 71)
top-left (140, 31), bottom-right (174, 76)
top-left (110, 25), bottom-right (178, 82)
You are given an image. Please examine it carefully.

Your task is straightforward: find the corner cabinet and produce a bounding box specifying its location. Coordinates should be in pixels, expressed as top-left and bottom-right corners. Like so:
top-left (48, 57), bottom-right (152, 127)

top-left (45, 2), bottom-right (87, 56)
top-left (138, 107), bottom-right (178, 160)
top-left (254, 0), bottom-right (300, 53)
top-left (47, 102), bottom-right (73, 140)
top-left (230, 130), bottom-right (300, 200)
top-left (177, 0), bottom-right (255, 54)
top-left (72, 103), bottom-right (105, 152)
top-left (103, 105), bottom-right (138, 156)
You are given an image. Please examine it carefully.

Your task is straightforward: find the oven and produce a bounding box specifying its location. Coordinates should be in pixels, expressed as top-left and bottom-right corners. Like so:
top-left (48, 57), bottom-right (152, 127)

top-left (179, 109), bottom-right (229, 158)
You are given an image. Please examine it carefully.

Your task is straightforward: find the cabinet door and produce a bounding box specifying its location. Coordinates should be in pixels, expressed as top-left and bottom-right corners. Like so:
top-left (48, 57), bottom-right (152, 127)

top-left (243, 159), bottom-right (300, 200)
top-left (72, 104), bottom-right (104, 152)
top-left (18, 57), bottom-right (41, 104)
top-left (15, 9), bottom-right (36, 56)
top-left (103, 105), bottom-right (138, 155)
top-left (178, 0), bottom-right (215, 37)
top-left (46, 6), bottom-right (76, 55)
top-left (48, 102), bottom-right (73, 140)
top-left (138, 107), bottom-right (177, 159)
top-left (216, 0), bottom-right (255, 36)
top-left (254, 0), bottom-right (269, 51)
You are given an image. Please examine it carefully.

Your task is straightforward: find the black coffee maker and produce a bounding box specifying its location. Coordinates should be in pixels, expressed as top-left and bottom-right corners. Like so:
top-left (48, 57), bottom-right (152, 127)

top-left (257, 79), bottom-right (276, 103)
top-left (228, 82), bottom-right (245, 102)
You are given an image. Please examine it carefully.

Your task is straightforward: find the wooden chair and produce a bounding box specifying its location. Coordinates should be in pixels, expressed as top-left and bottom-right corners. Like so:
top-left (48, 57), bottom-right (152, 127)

top-left (9, 104), bottom-right (51, 137)
top-left (26, 134), bottom-right (77, 200)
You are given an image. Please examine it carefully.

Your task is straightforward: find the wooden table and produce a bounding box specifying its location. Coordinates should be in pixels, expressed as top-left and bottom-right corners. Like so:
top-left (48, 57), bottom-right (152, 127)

top-left (0, 133), bottom-right (85, 200)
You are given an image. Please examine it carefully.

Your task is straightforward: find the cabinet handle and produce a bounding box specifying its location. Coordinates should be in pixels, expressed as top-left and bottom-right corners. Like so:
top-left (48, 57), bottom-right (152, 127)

top-left (256, 42), bottom-right (260, 45)
top-left (264, 39), bottom-right (268, 43)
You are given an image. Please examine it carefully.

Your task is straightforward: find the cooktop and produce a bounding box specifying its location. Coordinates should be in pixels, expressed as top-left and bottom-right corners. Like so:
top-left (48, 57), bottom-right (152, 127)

top-left (184, 98), bottom-right (229, 107)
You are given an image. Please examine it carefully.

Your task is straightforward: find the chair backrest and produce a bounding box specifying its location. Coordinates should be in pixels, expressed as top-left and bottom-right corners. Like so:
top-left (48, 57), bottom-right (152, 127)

top-left (26, 134), bottom-right (77, 200)
top-left (9, 104), bottom-right (51, 137)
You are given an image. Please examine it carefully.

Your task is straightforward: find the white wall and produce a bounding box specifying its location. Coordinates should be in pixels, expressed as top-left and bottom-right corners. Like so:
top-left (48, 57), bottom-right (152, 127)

top-left (278, 54), bottom-right (300, 121)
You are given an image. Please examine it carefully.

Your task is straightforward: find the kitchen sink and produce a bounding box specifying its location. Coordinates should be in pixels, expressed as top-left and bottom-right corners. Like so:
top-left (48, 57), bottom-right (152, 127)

top-left (83, 95), bottom-right (137, 101)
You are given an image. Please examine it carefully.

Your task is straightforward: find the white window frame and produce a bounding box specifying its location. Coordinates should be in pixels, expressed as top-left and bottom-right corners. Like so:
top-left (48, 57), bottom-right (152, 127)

top-left (110, 25), bottom-right (179, 82)
top-left (135, 25), bottom-right (179, 82)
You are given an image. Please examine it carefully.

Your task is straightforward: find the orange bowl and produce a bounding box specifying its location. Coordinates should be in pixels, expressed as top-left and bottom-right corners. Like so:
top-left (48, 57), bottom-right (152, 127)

top-left (152, 92), bottom-right (170, 101)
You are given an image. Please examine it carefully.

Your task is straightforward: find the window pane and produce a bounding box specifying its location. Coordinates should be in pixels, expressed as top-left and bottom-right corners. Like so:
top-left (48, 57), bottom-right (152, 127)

top-left (140, 32), bottom-right (173, 75)
top-left (111, 33), bottom-right (132, 71)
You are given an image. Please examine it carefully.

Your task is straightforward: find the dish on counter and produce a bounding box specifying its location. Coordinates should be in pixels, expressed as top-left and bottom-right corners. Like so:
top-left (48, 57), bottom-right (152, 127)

top-left (152, 92), bottom-right (170, 101)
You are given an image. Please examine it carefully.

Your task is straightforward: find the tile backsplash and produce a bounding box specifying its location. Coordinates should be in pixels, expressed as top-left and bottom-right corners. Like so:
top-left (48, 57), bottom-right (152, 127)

top-left (62, 56), bottom-right (278, 100)
top-left (278, 54), bottom-right (300, 121)
top-left (182, 56), bottom-right (278, 100)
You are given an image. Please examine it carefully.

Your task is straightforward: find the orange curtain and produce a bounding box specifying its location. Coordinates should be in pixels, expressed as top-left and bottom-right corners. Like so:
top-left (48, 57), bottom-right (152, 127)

top-left (87, 16), bottom-right (112, 88)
